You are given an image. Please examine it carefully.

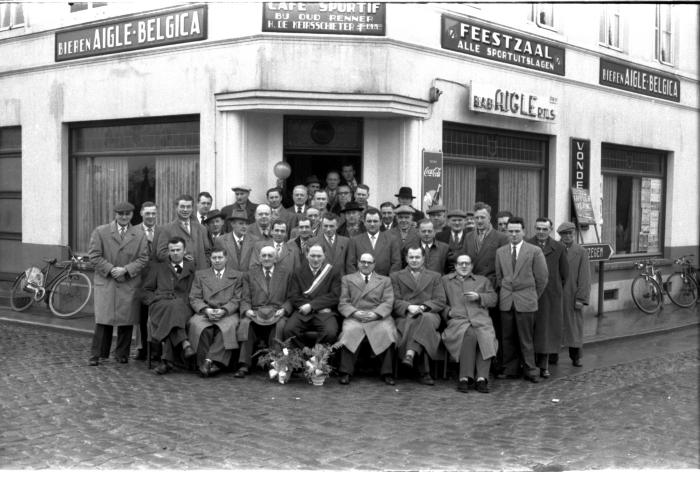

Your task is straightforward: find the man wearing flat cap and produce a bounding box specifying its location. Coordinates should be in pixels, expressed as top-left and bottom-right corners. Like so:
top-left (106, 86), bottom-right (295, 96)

top-left (558, 222), bottom-right (590, 367)
top-left (221, 185), bottom-right (259, 230)
top-left (436, 209), bottom-right (468, 273)
top-left (88, 201), bottom-right (150, 366)
top-left (427, 204), bottom-right (448, 235)
top-left (395, 187), bottom-right (425, 223)
top-left (387, 205), bottom-right (421, 256)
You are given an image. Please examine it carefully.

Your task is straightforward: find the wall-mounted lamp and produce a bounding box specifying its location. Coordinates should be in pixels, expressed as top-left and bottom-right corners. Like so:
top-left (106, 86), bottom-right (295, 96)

top-left (429, 86), bottom-right (443, 103)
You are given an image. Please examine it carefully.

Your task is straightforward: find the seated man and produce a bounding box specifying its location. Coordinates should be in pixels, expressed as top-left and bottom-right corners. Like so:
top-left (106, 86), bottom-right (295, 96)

top-left (187, 247), bottom-right (244, 377)
top-left (391, 246), bottom-right (446, 386)
top-left (336, 252), bottom-right (397, 386)
top-left (234, 246), bottom-right (293, 378)
top-left (283, 244), bottom-right (341, 348)
top-left (442, 254), bottom-right (498, 393)
top-left (141, 237), bottom-right (196, 375)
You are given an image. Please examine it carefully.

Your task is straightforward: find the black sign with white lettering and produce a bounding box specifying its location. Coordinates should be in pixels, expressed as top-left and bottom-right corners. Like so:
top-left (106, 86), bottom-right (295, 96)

top-left (570, 138), bottom-right (590, 190)
top-left (55, 5), bottom-right (207, 62)
top-left (262, 3), bottom-right (385, 36)
top-left (599, 58), bottom-right (680, 102)
top-left (571, 187), bottom-right (596, 226)
top-left (441, 14), bottom-right (565, 76)
top-left (581, 243), bottom-right (613, 262)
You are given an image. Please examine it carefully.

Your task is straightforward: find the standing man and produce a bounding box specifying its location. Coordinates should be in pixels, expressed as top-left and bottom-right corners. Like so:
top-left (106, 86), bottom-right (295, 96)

top-left (426, 204), bottom-right (448, 235)
top-left (346, 208), bottom-right (402, 277)
top-left (234, 246), bottom-right (294, 378)
top-left (394, 187), bottom-right (425, 223)
top-left (250, 219), bottom-right (298, 272)
top-left (221, 185), bottom-right (259, 228)
top-left (379, 201), bottom-right (397, 231)
top-left (441, 254), bottom-right (498, 393)
top-left (495, 217), bottom-right (548, 383)
top-left (436, 209), bottom-right (468, 273)
top-left (283, 244), bottom-right (342, 348)
top-left (311, 213), bottom-right (349, 275)
top-left (331, 184), bottom-right (353, 216)
top-left (391, 246), bottom-right (446, 386)
top-left (88, 201), bottom-right (149, 366)
top-left (465, 212), bottom-right (476, 233)
top-left (188, 247), bottom-right (243, 377)
top-left (527, 217), bottom-right (568, 377)
top-left (340, 163), bottom-right (358, 192)
top-left (496, 211), bottom-right (513, 233)
top-left (337, 201), bottom-right (366, 237)
top-left (217, 211), bottom-right (255, 272)
top-left (325, 170), bottom-right (341, 210)
top-left (203, 209), bottom-right (226, 242)
top-left (557, 221), bottom-right (590, 367)
top-left (286, 185), bottom-right (309, 217)
top-left (388, 205), bottom-right (421, 253)
top-left (288, 217), bottom-right (315, 267)
top-left (246, 204), bottom-right (273, 243)
top-left (196, 192), bottom-right (213, 225)
top-left (267, 187), bottom-right (295, 233)
top-left (305, 175), bottom-right (322, 206)
top-left (134, 201), bottom-right (161, 361)
top-left (156, 194), bottom-right (211, 270)
top-left (311, 190), bottom-right (330, 213)
top-left (336, 253), bottom-right (397, 386)
top-left (353, 184), bottom-right (374, 213)
top-left (417, 219), bottom-right (449, 274)
top-left (142, 237), bottom-right (197, 375)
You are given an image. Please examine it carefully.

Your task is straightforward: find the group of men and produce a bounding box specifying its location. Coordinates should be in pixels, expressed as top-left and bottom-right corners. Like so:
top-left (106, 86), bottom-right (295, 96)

top-left (87, 178), bottom-right (591, 393)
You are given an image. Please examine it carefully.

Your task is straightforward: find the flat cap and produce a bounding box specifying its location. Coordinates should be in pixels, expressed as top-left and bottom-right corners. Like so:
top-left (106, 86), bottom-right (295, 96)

top-left (394, 205), bottom-right (415, 215)
top-left (427, 204), bottom-right (446, 214)
top-left (557, 221), bottom-right (576, 233)
top-left (446, 209), bottom-right (467, 218)
top-left (114, 201), bottom-right (135, 213)
top-left (231, 185), bottom-right (251, 192)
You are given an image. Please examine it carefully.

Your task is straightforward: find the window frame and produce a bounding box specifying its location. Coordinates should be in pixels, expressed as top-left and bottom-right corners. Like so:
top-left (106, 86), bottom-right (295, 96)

top-left (599, 4), bottom-right (622, 51)
top-left (530, 3), bottom-right (556, 31)
top-left (654, 4), bottom-right (674, 66)
top-left (0, 3), bottom-right (25, 31)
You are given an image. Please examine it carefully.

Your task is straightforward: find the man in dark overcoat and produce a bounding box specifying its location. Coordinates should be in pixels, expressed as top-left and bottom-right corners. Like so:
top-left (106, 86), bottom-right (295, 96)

top-left (156, 194), bottom-right (211, 270)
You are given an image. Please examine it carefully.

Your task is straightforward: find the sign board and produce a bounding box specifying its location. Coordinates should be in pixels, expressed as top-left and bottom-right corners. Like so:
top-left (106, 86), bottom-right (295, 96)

top-left (570, 187), bottom-right (596, 226)
top-left (55, 5), bottom-right (207, 61)
top-left (421, 151), bottom-right (443, 212)
top-left (599, 58), bottom-right (680, 102)
top-left (262, 2), bottom-right (385, 36)
top-left (570, 138), bottom-right (590, 190)
top-left (581, 243), bottom-right (614, 262)
top-left (469, 82), bottom-right (557, 122)
top-left (441, 14), bottom-right (565, 76)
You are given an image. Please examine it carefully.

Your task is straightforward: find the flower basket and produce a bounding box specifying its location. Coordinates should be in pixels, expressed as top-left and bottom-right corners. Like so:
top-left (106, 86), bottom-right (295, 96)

top-left (311, 374), bottom-right (328, 386)
top-left (302, 343), bottom-right (335, 385)
top-left (254, 337), bottom-right (304, 384)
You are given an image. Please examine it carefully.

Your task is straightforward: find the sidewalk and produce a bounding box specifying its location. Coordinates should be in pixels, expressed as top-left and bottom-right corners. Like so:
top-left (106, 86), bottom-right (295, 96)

top-left (0, 293), bottom-right (697, 343)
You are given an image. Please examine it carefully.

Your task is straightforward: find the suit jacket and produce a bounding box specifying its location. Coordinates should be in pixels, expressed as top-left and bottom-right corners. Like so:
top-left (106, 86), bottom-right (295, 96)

top-left (221, 200), bottom-right (258, 229)
top-left (421, 241), bottom-right (450, 274)
top-left (436, 228), bottom-right (468, 273)
top-left (346, 231), bottom-right (401, 277)
top-left (249, 239), bottom-right (299, 272)
top-left (337, 221), bottom-right (366, 238)
top-left (289, 263), bottom-right (341, 322)
top-left (188, 267), bottom-right (244, 351)
top-left (240, 266), bottom-right (293, 317)
top-left (465, 228), bottom-right (510, 287)
top-left (495, 241), bottom-right (548, 312)
top-left (156, 219), bottom-right (211, 270)
top-left (337, 272), bottom-right (396, 354)
top-left (246, 223), bottom-right (272, 243)
top-left (387, 227), bottom-right (421, 252)
top-left (89, 221), bottom-right (150, 326)
top-left (215, 233), bottom-right (255, 272)
top-left (270, 206), bottom-right (296, 234)
top-left (286, 235), bottom-right (311, 268)
top-left (309, 234), bottom-right (349, 275)
top-left (134, 222), bottom-right (161, 262)
top-left (390, 268), bottom-right (446, 318)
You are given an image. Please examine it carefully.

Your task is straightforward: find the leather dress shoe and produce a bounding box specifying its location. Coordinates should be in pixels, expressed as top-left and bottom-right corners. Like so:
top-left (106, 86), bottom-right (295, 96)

top-left (117, 357), bottom-right (128, 364)
top-left (419, 373), bottom-right (435, 386)
top-left (540, 369), bottom-right (551, 378)
top-left (199, 359), bottom-right (213, 377)
top-left (210, 363), bottom-right (221, 375)
top-left (88, 357), bottom-right (99, 366)
top-left (457, 380), bottom-right (469, 393)
top-left (182, 341), bottom-right (196, 358)
top-left (401, 354), bottom-right (414, 367)
top-left (134, 349), bottom-right (147, 361)
top-left (338, 373), bottom-right (351, 385)
top-left (382, 375), bottom-right (395, 386)
top-left (572, 358), bottom-right (582, 367)
top-left (524, 374), bottom-right (539, 383)
top-left (233, 366), bottom-right (248, 378)
top-left (475, 379), bottom-right (490, 393)
top-left (154, 361), bottom-right (172, 375)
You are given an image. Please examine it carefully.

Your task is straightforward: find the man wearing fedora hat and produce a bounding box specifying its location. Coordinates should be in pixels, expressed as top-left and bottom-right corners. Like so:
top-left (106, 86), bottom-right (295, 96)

top-left (221, 185), bottom-right (259, 230)
top-left (395, 187), bottom-right (425, 223)
top-left (337, 201), bottom-right (366, 237)
top-left (203, 209), bottom-right (226, 242)
top-left (305, 175), bottom-right (322, 207)
top-left (88, 201), bottom-right (150, 366)
top-left (216, 210), bottom-right (255, 272)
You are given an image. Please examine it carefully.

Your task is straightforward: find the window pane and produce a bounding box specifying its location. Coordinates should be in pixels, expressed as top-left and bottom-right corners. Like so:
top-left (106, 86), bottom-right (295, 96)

top-left (72, 121), bottom-right (199, 153)
top-left (1, 5), bottom-right (10, 29)
top-left (12, 3), bottom-right (23, 25)
top-left (70, 3), bottom-right (89, 13)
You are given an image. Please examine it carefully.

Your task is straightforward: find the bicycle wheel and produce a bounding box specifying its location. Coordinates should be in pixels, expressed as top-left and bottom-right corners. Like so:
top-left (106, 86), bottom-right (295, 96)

top-left (48, 271), bottom-right (92, 317)
top-left (9, 272), bottom-right (34, 312)
top-left (665, 272), bottom-right (699, 308)
top-left (631, 276), bottom-right (663, 314)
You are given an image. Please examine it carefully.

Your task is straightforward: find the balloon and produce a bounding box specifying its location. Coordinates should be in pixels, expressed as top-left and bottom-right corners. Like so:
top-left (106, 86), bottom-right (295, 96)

top-left (273, 161), bottom-right (292, 179)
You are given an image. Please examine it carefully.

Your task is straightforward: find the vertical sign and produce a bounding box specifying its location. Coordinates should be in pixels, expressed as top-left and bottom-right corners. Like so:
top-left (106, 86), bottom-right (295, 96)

top-left (571, 138), bottom-right (590, 190)
top-left (421, 151), bottom-right (443, 212)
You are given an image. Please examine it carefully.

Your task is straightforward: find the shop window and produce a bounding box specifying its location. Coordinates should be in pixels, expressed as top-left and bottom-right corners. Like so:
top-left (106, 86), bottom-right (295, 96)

top-left (69, 118), bottom-right (199, 252)
top-left (601, 144), bottom-right (665, 255)
top-left (0, 127), bottom-right (22, 241)
top-left (443, 124), bottom-right (547, 229)
top-left (69, 2), bottom-right (107, 13)
top-left (0, 3), bottom-right (24, 30)
top-left (599, 4), bottom-right (621, 50)
top-left (530, 4), bottom-right (555, 30)
top-left (654, 4), bottom-right (673, 65)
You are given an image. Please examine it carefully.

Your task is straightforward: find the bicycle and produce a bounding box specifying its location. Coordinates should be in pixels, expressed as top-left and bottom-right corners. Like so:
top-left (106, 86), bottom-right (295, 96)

top-left (9, 248), bottom-right (93, 317)
top-left (631, 256), bottom-right (698, 314)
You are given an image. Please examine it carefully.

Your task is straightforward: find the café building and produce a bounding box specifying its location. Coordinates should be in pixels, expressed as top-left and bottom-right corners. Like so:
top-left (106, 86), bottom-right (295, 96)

top-left (0, 2), bottom-right (697, 314)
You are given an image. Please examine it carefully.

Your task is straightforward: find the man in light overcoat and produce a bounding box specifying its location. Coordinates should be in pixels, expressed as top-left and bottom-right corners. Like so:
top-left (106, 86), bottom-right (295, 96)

top-left (216, 210), bottom-right (255, 272)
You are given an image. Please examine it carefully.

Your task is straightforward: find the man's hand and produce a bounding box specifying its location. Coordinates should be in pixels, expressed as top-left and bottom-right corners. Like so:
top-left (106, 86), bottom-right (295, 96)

top-left (274, 308), bottom-right (285, 319)
top-left (299, 303), bottom-right (312, 315)
top-left (407, 304), bottom-right (422, 316)
top-left (464, 291), bottom-right (480, 302)
top-left (574, 301), bottom-right (584, 310)
top-left (184, 253), bottom-right (194, 262)
top-left (245, 310), bottom-right (256, 319)
top-left (110, 267), bottom-right (127, 279)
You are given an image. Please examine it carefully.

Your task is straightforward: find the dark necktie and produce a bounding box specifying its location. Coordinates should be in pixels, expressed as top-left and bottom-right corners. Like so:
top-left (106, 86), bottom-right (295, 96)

top-left (174, 264), bottom-right (182, 274)
top-left (476, 231), bottom-right (484, 254)
top-left (364, 274), bottom-right (369, 284)
top-left (265, 269), bottom-right (272, 286)
top-left (297, 206), bottom-right (303, 214)
top-left (201, 215), bottom-right (206, 224)
top-left (511, 246), bottom-right (517, 270)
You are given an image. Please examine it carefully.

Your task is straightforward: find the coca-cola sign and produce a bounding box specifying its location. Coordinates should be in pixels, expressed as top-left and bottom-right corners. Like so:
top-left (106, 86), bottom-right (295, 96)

top-left (422, 152), bottom-right (443, 212)
top-left (423, 167), bottom-right (442, 178)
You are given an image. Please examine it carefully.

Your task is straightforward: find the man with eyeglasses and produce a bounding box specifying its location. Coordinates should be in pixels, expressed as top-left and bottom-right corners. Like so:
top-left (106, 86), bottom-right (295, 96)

top-left (442, 254), bottom-right (498, 393)
top-left (527, 217), bottom-right (568, 378)
top-left (557, 221), bottom-right (590, 367)
top-left (495, 217), bottom-right (548, 383)
top-left (331, 184), bottom-right (353, 216)
top-left (346, 208), bottom-right (401, 277)
top-left (337, 252), bottom-right (397, 386)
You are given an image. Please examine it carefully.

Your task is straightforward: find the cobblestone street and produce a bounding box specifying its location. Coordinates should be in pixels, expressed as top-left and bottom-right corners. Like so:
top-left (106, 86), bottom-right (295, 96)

top-left (1, 321), bottom-right (698, 470)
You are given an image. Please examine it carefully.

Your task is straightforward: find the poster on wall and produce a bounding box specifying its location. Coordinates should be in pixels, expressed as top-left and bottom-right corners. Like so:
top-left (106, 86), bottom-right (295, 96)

top-left (262, 3), bottom-right (386, 35)
top-left (422, 151), bottom-right (443, 212)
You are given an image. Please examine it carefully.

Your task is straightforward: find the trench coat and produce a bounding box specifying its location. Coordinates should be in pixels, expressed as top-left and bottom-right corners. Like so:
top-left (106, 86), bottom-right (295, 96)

top-left (141, 260), bottom-right (196, 341)
top-left (561, 242), bottom-right (591, 348)
top-left (89, 221), bottom-right (150, 326)
top-left (441, 272), bottom-right (498, 361)
top-left (337, 272), bottom-right (397, 355)
top-left (390, 268), bottom-right (446, 358)
top-left (188, 267), bottom-right (243, 352)
top-left (238, 266), bottom-right (293, 342)
top-left (527, 236), bottom-right (569, 354)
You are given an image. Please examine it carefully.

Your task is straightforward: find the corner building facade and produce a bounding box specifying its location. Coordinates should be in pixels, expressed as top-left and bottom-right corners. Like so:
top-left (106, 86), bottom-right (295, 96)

top-left (0, 2), bottom-right (698, 317)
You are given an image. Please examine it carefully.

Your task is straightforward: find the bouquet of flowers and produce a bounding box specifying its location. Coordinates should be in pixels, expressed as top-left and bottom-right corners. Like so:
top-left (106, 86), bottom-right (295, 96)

top-left (254, 338), bottom-right (304, 384)
top-left (302, 343), bottom-right (335, 385)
